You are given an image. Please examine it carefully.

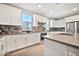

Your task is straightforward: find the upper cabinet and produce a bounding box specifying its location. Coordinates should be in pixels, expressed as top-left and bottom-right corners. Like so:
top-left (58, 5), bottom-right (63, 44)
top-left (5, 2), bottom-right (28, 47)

top-left (0, 4), bottom-right (22, 26)
top-left (11, 6), bottom-right (22, 26)
top-left (73, 15), bottom-right (79, 21)
top-left (50, 19), bottom-right (65, 28)
top-left (65, 15), bottom-right (79, 22)
top-left (65, 16), bottom-right (74, 22)
top-left (0, 4), bottom-right (11, 25)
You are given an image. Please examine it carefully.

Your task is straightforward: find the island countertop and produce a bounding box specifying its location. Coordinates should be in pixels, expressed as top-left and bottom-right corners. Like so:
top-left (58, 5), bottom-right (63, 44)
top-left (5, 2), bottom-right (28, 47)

top-left (43, 33), bottom-right (79, 48)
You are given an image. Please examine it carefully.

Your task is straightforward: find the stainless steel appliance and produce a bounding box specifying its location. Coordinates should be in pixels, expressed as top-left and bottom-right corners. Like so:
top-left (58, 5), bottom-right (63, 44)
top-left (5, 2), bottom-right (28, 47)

top-left (66, 21), bottom-right (79, 33)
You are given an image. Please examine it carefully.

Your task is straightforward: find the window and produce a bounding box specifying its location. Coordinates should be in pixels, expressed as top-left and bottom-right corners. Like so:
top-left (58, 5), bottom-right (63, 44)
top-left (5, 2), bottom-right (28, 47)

top-left (22, 13), bottom-right (33, 31)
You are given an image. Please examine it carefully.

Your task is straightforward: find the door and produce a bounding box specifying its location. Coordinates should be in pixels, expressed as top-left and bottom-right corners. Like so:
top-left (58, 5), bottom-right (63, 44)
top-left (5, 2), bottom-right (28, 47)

top-left (0, 38), bottom-right (5, 56)
top-left (26, 34), bottom-right (34, 47)
top-left (15, 35), bottom-right (26, 49)
top-left (11, 7), bottom-right (22, 26)
top-left (0, 4), bottom-right (11, 25)
top-left (33, 33), bottom-right (40, 44)
top-left (6, 36), bottom-right (16, 52)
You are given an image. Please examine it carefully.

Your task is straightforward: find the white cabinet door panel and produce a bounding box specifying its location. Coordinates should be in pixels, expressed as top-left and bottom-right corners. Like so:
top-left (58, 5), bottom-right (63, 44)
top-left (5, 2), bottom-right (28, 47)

top-left (6, 36), bottom-right (16, 52)
top-left (15, 35), bottom-right (25, 49)
top-left (26, 34), bottom-right (34, 46)
top-left (0, 4), bottom-right (11, 25)
top-left (11, 7), bottom-right (22, 26)
top-left (0, 38), bottom-right (5, 56)
top-left (0, 4), bottom-right (22, 26)
top-left (33, 33), bottom-right (40, 44)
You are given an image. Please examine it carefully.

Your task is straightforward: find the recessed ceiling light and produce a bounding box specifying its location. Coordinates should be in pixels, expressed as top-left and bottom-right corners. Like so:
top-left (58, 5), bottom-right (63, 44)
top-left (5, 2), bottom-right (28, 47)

top-left (49, 10), bottom-right (53, 13)
top-left (72, 8), bottom-right (77, 11)
top-left (38, 4), bottom-right (42, 8)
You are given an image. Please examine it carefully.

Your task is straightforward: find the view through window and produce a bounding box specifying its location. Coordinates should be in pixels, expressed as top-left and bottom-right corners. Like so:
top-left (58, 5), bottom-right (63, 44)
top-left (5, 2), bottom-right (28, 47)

top-left (22, 13), bottom-right (32, 31)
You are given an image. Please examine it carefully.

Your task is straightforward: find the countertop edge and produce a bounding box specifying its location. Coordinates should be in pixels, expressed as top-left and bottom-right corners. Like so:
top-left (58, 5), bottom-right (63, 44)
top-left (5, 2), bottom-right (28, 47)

top-left (44, 37), bottom-right (79, 48)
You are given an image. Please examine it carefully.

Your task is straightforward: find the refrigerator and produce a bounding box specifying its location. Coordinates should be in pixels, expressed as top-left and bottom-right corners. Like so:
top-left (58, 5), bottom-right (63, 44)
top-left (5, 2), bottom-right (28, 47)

top-left (66, 21), bottom-right (79, 33)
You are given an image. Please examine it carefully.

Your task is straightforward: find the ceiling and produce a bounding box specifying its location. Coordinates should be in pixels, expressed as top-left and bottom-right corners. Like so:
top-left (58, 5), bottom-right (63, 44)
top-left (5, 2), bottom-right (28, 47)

top-left (5, 3), bottom-right (79, 20)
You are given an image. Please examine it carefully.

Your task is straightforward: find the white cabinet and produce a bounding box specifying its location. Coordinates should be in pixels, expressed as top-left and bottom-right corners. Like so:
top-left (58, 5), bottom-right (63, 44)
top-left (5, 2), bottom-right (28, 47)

top-left (65, 15), bottom-right (79, 23)
top-left (15, 35), bottom-right (26, 49)
top-left (0, 37), bottom-right (5, 56)
top-left (11, 7), bottom-right (22, 26)
top-left (33, 33), bottom-right (40, 44)
top-left (65, 16), bottom-right (74, 22)
top-left (0, 4), bottom-right (11, 25)
top-left (0, 4), bottom-right (22, 26)
top-left (25, 33), bottom-right (40, 47)
top-left (5, 33), bottom-right (40, 53)
top-left (26, 34), bottom-right (35, 46)
top-left (49, 19), bottom-right (65, 28)
top-left (5, 36), bottom-right (16, 52)
top-left (73, 15), bottom-right (79, 21)
top-left (44, 39), bottom-right (67, 56)
top-left (54, 19), bottom-right (65, 27)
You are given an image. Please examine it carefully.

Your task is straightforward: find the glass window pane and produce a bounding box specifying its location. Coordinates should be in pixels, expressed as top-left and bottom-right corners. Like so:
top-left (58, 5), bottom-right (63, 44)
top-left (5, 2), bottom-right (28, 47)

top-left (22, 13), bottom-right (32, 31)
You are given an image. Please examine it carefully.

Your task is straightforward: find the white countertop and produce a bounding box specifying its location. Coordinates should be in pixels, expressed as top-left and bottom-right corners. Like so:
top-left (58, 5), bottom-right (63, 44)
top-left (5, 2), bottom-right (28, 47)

top-left (44, 32), bottom-right (79, 48)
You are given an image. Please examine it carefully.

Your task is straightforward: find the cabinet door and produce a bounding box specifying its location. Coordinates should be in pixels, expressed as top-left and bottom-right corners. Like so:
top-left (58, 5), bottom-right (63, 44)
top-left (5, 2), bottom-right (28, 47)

top-left (0, 4), bottom-right (11, 25)
top-left (11, 7), bottom-right (22, 26)
top-left (6, 36), bottom-right (16, 52)
top-left (0, 38), bottom-right (5, 56)
top-left (15, 35), bottom-right (25, 49)
top-left (73, 15), bottom-right (79, 21)
top-left (26, 34), bottom-right (34, 47)
top-left (33, 33), bottom-right (40, 44)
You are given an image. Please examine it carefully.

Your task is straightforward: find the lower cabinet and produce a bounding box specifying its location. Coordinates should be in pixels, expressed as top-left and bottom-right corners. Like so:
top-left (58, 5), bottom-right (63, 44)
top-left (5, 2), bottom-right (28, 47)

top-left (44, 39), bottom-right (79, 56)
top-left (5, 36), bottom-right (16, 52)
top-left (15, 35), bottom-right (26, 49)
top-left (5, 33), bottom-right (40, 53)
top-left (0, 37), bottom-right (5, 56)
top-left (44, 39), bottom-right (67, 56)
top-left (33, 33), bottom-right (40, 44)
top-left (26, 34), bottom-right (34, 46)
top-left (26, 33), bottom-right (40, 47)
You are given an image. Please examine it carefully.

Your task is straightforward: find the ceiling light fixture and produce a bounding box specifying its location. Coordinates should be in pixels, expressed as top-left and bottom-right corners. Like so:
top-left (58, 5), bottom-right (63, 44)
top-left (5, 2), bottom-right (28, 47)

top-left (49, 10), bottom-right (53, 14)
top-left (72, 8), bottom-right (77, 11)
top-left (38, 4), bottom-right (42, 8)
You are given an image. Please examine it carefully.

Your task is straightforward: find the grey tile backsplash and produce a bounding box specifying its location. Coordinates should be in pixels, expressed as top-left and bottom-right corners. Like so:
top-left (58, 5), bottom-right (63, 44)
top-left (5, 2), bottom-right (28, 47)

top-left (0, 25), bottom-right (22, 34)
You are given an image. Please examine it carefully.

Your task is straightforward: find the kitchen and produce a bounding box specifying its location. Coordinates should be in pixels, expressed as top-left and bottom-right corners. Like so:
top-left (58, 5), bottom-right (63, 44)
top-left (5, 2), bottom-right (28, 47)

top-left (0, 3), bottom-right (79, 56)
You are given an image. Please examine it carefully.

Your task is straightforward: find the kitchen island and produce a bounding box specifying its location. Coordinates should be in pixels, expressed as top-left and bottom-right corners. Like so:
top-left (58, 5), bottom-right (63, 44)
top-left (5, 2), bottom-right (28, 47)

top-left (43, 32), bottom-right (79, 56)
